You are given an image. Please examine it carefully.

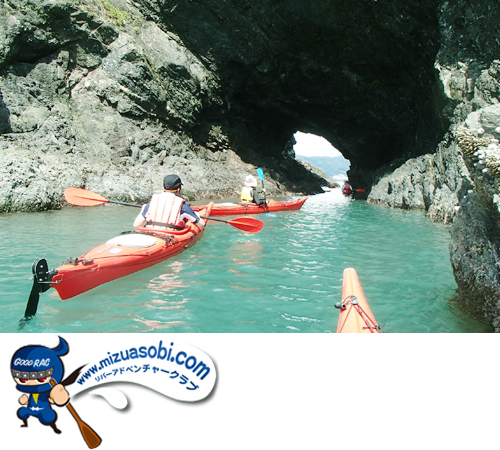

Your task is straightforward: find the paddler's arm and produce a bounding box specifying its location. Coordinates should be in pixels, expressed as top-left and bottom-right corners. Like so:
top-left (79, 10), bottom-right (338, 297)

top-left (133, 204), bottom-right (147, 229)
top-left (180, 203), bottom-right (200, 223)
top-left (254, 188), bottom-right (266, 205)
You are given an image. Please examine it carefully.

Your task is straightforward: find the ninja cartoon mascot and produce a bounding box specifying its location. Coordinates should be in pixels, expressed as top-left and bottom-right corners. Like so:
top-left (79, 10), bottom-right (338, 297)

top-left (11, 336), bottom-right (83, 434)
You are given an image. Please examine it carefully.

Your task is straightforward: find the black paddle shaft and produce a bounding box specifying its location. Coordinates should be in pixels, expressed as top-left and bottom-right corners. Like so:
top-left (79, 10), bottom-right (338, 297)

top-left (200, 215), bottom-right (228, 224)
top-left (108, 199), bottom-right (141, 207)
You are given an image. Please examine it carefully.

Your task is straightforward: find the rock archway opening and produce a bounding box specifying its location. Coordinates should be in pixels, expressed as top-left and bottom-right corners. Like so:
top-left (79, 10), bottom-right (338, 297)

top-left (293, 131), bottom-right (351, 186)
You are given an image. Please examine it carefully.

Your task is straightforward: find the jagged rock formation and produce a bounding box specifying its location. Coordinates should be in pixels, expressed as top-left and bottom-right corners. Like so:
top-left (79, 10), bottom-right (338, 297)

top-left (368, 1), bottom-right (500, 330)
top-left (0, 0), bottom-right (447, 210)
top-left (2, 0), bottom-right (500, 328)
top-left (0, 0), bottom-right (329, 210)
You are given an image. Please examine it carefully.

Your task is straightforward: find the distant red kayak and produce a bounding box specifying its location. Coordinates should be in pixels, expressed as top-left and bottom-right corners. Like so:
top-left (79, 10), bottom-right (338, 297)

top-left (342, 188), bottom-right (366, 199)
top-left (191, 197), bottom-right (308, 216)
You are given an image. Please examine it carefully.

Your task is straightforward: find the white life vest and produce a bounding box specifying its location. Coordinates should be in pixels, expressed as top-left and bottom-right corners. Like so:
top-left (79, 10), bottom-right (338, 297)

top-left (144, 192), bottom-right (184, 230)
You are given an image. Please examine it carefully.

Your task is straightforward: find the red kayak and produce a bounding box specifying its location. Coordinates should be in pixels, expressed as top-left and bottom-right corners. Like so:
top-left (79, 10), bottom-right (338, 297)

top-left (342, 188), bottom-right (366, 199)
top-left (43, 203), bottom-right (213, 300)
top-left (192, 197), bottom-right (308, 216)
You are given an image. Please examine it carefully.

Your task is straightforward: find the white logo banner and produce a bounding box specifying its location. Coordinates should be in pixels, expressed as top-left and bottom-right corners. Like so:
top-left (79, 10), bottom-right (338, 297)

top-left (69, 339), bottom-right (216, 403)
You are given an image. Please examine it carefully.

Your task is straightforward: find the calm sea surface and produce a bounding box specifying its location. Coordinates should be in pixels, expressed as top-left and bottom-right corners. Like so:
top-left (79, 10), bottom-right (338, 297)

top-left (0, 189), bottom-right (492, 333)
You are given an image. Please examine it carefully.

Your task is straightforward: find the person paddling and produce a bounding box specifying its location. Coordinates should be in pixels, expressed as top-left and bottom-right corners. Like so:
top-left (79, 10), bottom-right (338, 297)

top-left (342, 180), bottom-right (353, 196)
top-left (133, 174), bottom-right (200, 230)
top-left (240, 175), bottom-right (266, 205)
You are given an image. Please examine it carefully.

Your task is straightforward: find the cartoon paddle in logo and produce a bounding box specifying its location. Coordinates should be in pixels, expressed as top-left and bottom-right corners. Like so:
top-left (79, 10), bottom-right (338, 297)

top-left (11, 336), bottom-right (102, 448)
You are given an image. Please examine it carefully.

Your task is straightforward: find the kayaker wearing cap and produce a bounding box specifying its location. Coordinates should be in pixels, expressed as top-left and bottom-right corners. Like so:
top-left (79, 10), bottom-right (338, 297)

top-left (342, 180), bottom-right (353, 195)
top-left (241, 175), bottom-right (266, 205)
top-left (133, 174), bottom-right (200, 230)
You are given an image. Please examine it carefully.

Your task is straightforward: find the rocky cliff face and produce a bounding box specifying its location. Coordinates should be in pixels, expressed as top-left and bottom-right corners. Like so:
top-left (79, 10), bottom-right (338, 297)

top-left (0, 0), bottom-right (330, 210)
top-left (368, 1), bottom-right (500, 330)
top-left (0, 0), bottom-right (447, 210)
top-left (2, 0), bottom-right (500, 328)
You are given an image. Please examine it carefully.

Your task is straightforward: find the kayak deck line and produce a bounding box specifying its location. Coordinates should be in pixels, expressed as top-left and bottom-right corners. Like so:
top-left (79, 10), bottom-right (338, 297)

top-left (58, 231), bottom-right (185, 266)
top-left (335, 268), bottom-right (381, 333)
top-left (335, 295), bottom-right (381, 333)
top-left (28, 229), bottom-right (183, 284)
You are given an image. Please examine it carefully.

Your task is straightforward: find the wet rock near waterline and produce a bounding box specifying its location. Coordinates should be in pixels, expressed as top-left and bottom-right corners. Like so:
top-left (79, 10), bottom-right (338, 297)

top-left (367, 140), bottom-right (470, 224)
top-left (450, 191), bottom-right (500, 331)
top-left (369, 99), bottom-right (500, 330)
top-left (445, 105), bottom-right (500, 330)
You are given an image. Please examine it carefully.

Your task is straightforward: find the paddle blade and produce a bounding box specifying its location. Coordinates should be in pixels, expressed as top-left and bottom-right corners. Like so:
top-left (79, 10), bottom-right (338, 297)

top-left (256, 168), bottom-right (264, 180)
top-left (227, 217), bottom-right (264, 233)
top-left (49, 379), bottom-right (102, 448)
top-left (64, 188), bottom-right (108, 207)
top-left (68, 404), bottom-right (102, 448)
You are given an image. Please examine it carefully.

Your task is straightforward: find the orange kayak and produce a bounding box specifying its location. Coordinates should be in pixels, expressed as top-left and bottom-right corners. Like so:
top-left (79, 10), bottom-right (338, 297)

top-left (47, 203), bottom-right (213, 300)
top-left (336, 268), bottom-right (381, 333)
top-left (191, 197), bottom-right (308, 216)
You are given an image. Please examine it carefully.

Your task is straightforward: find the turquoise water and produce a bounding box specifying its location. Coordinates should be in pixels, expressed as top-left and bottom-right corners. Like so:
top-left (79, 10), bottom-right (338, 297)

top-left (0, 190), bottom-right (491, 333)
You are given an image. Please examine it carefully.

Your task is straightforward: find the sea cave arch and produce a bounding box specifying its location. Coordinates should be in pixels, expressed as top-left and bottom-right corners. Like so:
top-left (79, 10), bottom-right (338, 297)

top-left (0, 0), bottom-right (452, 207)
top-left (292, 132), bottom-right (351, 186)
top-left (160, 0), bottom-right (450, 194)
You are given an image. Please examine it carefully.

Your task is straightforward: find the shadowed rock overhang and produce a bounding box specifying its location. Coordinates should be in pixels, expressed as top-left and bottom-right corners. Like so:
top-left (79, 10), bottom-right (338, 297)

top-left (1, 0), bottom-right (498, 201)
top-left (141, 0), bottom-right (449, 186)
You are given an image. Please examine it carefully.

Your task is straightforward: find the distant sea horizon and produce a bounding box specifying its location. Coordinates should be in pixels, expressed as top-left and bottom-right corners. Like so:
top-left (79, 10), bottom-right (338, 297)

top-left (295, 153), bottom-right (350, 180)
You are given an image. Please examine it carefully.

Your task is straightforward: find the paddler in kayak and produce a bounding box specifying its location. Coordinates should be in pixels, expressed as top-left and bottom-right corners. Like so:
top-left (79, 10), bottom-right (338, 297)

top-left (342, 180), bottom-right (353, 196)
top-left (133, 174), bottom-right (200, 230)
top-left (241, 175), bottom-right (266, 205)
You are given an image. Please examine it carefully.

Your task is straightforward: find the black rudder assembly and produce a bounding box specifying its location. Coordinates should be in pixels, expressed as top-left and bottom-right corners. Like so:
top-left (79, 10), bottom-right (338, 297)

top-left (24, 258), bottom-right (57, 319)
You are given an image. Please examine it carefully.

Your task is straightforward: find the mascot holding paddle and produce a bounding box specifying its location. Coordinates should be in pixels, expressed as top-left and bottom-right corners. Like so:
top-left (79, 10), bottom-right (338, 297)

top-left (11, 336), bottom-right (102, 448)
